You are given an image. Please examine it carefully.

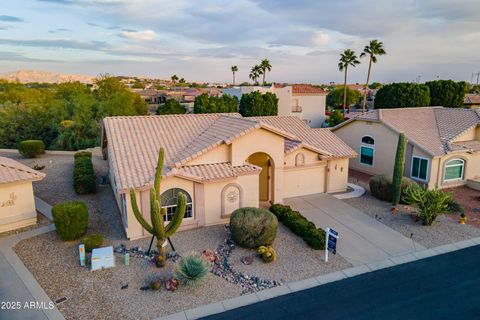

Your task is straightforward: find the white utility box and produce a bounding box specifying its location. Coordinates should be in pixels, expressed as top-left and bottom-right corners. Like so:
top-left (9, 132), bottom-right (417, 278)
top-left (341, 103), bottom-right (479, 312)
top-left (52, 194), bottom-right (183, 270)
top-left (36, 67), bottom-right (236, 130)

top-left (91, 246), bottom-right (115, 271)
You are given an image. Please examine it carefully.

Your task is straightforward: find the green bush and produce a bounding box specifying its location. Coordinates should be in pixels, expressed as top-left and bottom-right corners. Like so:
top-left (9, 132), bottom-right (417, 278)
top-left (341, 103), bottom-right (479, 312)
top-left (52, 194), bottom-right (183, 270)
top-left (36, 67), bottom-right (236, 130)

top-left (270, 204), bottom-right (325, 250)
top-left (82, 233), bottom-right (104, 252)
top-left (175, 253), bottom-right (209, 288)
top-left (52, 201), bottom-right (89, 240)
top-left (402, 185), bottom-right (451, 225)
top-left (74, 151), bottom-right (92, 159)
top-left (73, 153), bottom-right (96, 194)
top-left (18, 140), bottom-right (45, 158)
top-left (375, 82), bottom-right (430, 109)
top-left (230, 207), bottom-right (278, 248)
top-left (369, 175), bottom-right (417, 203)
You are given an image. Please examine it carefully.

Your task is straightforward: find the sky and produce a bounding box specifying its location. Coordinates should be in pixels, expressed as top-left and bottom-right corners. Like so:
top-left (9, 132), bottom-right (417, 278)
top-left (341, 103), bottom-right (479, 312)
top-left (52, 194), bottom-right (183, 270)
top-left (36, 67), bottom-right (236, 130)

top-left (0, 0), bottom-right (479, 84)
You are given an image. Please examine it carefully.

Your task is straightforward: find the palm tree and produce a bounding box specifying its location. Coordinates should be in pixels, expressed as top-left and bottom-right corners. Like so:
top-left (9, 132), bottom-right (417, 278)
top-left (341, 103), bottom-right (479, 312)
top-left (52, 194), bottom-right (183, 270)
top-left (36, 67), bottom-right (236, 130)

top-left (338, 49), bottom-right (360, 115)
top-left (249, 65), bottom-right (261, 85)
top-left (231, 65), bottom-right (238, 86)
top-left (260, 59), bottom-right (272, 85)
top-left (171, 74), bottom-right (179, 87)
top-left (360, 40), bottom-right (386, 112)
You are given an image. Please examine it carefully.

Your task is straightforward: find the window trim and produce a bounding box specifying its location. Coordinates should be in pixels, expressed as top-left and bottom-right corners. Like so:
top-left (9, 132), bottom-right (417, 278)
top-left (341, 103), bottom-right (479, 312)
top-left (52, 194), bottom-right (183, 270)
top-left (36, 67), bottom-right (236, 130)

top-left (161, 188), bottom-right (194, 222)
top-left (410, 155), bottom-right (429, 182)
top-left (443, 158), bottom-right (465, 182)
top-left (359, 135), bottom-right (375, 166)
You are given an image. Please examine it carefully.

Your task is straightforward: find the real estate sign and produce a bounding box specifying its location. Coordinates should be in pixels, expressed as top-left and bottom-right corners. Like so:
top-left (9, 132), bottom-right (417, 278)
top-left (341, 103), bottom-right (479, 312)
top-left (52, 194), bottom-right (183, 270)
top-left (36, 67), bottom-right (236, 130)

top-left (324, 228), bottom-right (339, 263)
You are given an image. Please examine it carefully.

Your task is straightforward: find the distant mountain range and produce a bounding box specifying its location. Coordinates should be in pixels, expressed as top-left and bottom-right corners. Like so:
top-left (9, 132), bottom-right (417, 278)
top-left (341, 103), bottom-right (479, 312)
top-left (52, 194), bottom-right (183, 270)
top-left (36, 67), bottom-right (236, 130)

top-left (0, 70), bottom-right (95, 84)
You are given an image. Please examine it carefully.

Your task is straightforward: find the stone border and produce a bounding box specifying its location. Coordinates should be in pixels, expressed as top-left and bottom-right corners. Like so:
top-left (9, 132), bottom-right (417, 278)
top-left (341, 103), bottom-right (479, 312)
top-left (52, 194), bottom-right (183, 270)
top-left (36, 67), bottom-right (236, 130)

top-left (333, 183), bottom-right (365, 200)
top-left (156, 237), bottom-right (480, 320)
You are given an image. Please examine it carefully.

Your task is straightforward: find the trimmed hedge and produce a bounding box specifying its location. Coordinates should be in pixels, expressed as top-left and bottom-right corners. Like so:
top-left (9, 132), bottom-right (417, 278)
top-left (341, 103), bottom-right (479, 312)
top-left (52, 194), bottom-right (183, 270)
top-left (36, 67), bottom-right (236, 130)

top-left (73, 151), bottom-right (96, 194)
top-left (82, 233), bottom-right (104, 252)
top-left (270, 204), bottom-right (325, 250)
top-left (230, 207), bottom-right (278, 248)
top-left (18, 140), bottom-right (45, 158)
top-left (369, 175), bottom-right (417, 203)
top-left (52, 201), bottom-right (89, 241)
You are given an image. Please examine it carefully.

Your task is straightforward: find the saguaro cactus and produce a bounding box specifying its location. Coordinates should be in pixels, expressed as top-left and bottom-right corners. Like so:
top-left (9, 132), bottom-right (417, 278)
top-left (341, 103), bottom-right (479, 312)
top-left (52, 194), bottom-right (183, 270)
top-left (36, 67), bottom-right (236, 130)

top-left (392, 133), bottom-right (407, 205)
top-left (129, 148), bottom-right (186, 267)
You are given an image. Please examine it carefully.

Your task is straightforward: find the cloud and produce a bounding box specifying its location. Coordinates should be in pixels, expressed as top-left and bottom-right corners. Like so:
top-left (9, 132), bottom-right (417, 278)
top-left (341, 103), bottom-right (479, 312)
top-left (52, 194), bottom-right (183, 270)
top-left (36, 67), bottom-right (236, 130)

top-left (48, 28), bottom-right (70, 34)
top-left (0, 38), bottom-right (110, 51)
top-left (0, 15), bottom-right (23, 22)
top-left (119, 29), bottom-right (156, 41)
top-left (268, 30), bottom-right (330, 47)
top-left (0, 51), bottom-right (61, 62)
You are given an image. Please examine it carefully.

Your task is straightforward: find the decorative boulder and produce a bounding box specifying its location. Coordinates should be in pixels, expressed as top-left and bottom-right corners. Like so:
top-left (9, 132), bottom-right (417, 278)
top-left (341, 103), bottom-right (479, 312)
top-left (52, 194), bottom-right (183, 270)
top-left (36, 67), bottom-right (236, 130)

top-left (229, 207), bottom-right (278, 248)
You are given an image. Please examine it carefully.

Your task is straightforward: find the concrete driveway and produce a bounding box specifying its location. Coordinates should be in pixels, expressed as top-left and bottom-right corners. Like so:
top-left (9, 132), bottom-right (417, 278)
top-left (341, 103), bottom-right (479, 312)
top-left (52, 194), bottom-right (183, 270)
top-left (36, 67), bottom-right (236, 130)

top-left (284, 193), bottom-right (425, 266)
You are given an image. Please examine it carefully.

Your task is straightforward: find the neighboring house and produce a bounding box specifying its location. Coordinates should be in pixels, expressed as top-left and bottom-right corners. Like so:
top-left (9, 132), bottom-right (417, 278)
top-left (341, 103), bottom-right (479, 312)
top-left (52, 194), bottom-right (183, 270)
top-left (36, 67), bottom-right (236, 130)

top-left (102, 113), bottom-right (356, 240)
top-left (132, 89), bottom-right (163, 104)
top-left (0, 157), bottom-right (45, 233)
top-left (332, 107), bottom-right (480, 189)
top-left (222, 84), bottom-right (328, 128)
top-left (464, 93), bottom-right (480, 108)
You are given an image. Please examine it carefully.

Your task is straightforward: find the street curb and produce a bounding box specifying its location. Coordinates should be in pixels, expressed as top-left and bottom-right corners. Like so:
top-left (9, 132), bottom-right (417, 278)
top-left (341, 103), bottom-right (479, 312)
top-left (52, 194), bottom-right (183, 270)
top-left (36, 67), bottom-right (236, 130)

top-left (156, 236), bottom-right (480, 320)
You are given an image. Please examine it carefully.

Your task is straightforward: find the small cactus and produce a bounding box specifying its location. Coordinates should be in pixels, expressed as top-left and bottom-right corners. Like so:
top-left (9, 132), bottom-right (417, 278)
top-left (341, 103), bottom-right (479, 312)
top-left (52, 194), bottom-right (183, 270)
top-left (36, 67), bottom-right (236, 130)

top-left (257, 246), bottom-right (276, 263)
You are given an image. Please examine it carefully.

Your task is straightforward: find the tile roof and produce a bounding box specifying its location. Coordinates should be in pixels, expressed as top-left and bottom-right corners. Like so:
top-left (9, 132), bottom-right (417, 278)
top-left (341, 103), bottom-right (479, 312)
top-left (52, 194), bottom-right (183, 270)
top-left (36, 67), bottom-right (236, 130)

top-left (103, 113), bottom-right (357, 191)
top-left (173, 163), bottom-right (261, 182)
top-left (0, 157), bottom-right (45, 184)
top-left (291, 84), bottom-right (328, 95)
top-left (334, 107), bottom-right (480, 156)
top-left (450, 140), bottom-right (480, 152)
top-left (464, 93), bottom-right (480, 105)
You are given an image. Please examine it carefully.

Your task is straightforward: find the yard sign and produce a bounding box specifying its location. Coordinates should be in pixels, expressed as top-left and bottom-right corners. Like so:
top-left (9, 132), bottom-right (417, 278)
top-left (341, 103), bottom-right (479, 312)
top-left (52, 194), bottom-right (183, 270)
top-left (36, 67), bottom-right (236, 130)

top-left (324, 228), bottom-right (339, 263)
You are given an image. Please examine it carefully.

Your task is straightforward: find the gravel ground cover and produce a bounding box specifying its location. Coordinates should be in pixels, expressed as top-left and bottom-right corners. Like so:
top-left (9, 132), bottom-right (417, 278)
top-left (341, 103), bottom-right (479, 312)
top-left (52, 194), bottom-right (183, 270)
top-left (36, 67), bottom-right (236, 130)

top-left (443, 186), bottom-right (480, 227)
top-left (345, 178), bottom-right (480, 248)
top-left (3, 151), bottom-right (351, 319)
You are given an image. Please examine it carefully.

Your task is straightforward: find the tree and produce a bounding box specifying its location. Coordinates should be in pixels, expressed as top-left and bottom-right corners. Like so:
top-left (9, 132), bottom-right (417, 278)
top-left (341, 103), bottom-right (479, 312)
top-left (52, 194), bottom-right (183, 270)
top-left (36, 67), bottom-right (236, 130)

top-left (392, 133), bottom-right (407, 205)
top-left (338, 49), bottom-right (361, 114)
top-left (375, 83), bottom-right (430, 109)
top-left (156, 99), bottom-right (186, 115)
top-left (171, 74), bottom-right (179, 86)
top-left (360, 40), bottom-right (386, 112)
top-left (328, 110), bottom-right (345, 127)
top-left (239, 91), bottom-right (278, 117)
top-left (231, 65), bottom-right (238, 86)
top-left (193, 93), bottom-right (238, 114)
top-left (425, 80), bottom-right (468, 108)
top-left (369, 82), bottom-right (383, 89)
top-left (130, 148), bottom-right (186, 267)
top-left (326, 86), bottom-right (361, 108)
top-left (249, 65), bottom-right (261, 85)
top-left (260, 59), bottom-right (272, 85)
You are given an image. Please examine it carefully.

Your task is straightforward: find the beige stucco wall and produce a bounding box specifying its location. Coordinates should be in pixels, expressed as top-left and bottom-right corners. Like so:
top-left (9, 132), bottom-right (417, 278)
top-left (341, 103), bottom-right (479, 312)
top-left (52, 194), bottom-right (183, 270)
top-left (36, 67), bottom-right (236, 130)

top-left (0, 181), bottom-right (37, 233)
top-left (283, 165), bottom-right (326, 198)
top-left (186, 144), bottom-right (230, 166)
top-left (430, 152), bottom-right (480, 189)
top-left (326, 158), bottom-right (350, 193)
top-left (294, 94), bottom-right (327, 128)
top-left (334, 121), bottom-right (398, 176)
top-left (454, 126), bottom-right (476, 142)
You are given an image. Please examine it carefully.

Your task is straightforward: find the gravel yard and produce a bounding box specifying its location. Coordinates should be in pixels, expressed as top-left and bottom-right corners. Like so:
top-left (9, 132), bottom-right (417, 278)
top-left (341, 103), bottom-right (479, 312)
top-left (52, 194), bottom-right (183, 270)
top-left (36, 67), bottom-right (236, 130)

top-left (344, 178), bottom-right (480, 248)
top-left (2, 151), bottom-right (351, 319)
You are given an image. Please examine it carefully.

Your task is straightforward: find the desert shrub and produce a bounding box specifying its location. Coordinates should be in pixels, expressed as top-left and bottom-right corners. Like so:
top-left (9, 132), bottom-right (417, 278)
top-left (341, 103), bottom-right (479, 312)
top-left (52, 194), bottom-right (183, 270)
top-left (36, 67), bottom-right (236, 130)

top-left (270, 204), bottom-right (325, 250)
top-left (257, 246), bottom-right (276, 263)
top-left (18, 140), bottom-right (45, 158)
top-left (229, 207), bottom-right (278, 248)
top-left (73, 152), bottom-right (96, 194)
top-left (74, 151), bottom-right (92, 159)
top-left (369, 175), bottom-right (417, 203)
top-left (82, 233), bottom-right (104, 252)
top-left (402, 185), bottom-right (451, 225)
top-left (175, 253), bottom-right (209, 288)
top-left (52, 201), bottom-right (89, 241)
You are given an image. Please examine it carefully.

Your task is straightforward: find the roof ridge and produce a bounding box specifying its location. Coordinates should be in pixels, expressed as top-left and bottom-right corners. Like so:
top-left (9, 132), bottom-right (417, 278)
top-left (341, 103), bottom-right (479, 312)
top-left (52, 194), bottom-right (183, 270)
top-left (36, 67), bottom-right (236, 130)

top-left (0, 158), bottom-right (43, 176)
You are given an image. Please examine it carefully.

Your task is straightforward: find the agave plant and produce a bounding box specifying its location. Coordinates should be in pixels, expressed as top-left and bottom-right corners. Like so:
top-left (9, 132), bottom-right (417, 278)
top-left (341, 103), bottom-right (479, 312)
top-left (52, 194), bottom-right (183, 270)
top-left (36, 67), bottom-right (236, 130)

top-left (175, 253), bottom-right (209, 288)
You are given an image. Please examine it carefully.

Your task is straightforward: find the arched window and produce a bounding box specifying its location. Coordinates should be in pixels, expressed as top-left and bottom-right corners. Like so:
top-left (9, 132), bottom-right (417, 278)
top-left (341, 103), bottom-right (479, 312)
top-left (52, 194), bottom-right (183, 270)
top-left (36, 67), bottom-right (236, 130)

top-left (444, 159), bottom-right (465, 181)
top-left (360, 135), bottom-right (375, 166)
top-left (160, 188), bottom-right (193, 221)
top-left (295, 153), bottom-right (305, 166)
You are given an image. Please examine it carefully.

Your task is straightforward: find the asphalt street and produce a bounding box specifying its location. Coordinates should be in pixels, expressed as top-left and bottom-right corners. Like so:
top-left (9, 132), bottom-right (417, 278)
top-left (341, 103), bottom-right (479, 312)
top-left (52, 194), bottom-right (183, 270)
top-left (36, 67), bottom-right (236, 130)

top-left (203, 245), bottom-right (480, 320)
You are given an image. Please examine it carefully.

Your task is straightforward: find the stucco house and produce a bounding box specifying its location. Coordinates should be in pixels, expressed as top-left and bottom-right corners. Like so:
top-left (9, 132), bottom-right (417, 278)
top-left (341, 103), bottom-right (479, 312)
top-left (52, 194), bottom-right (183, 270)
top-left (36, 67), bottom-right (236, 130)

top-left (332, 107), bottom-right (480, 189)
top-left (102, 113), bottom-right (356, 240)
top-left (0, 157), bottom-right (45, 233)
top-left (222, 84), bottom-right (328, 128)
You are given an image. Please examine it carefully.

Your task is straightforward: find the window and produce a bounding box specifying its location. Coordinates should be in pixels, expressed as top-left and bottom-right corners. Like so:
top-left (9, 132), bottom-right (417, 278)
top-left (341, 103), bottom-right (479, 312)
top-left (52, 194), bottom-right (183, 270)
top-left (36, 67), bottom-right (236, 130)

top-left (121, 193), bottom-right (128, 227)
top-left (291, 99), bottom-right (302, 112)
top-left (161, 188), bottom-right (193, 221)
top-left (360, 135), bottom-right (375, 165)
top-left (444, 159), bottom-right (465, 181)
top-left (411, 156), bottom-right (429, 181)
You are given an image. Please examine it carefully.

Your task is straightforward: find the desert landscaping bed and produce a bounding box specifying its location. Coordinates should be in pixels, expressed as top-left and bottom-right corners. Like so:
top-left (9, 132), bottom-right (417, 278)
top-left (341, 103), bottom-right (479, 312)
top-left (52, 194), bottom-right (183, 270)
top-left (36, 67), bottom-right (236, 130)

top-left (3, 151), bottom-right (350, 319)
top-left (345, 178), bottom-right (480, 248)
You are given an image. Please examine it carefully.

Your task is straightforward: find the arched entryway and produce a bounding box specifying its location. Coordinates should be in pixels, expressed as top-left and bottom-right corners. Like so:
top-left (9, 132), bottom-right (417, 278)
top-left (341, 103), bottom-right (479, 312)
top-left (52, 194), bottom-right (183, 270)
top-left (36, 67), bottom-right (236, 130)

top-left (246, 152), bottom-right (274, 204)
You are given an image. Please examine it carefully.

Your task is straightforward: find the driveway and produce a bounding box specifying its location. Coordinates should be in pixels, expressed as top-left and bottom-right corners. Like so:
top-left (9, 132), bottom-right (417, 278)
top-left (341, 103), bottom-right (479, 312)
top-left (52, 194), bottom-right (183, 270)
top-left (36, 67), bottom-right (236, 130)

top-left (284, 193), bottom-right (425, 266)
